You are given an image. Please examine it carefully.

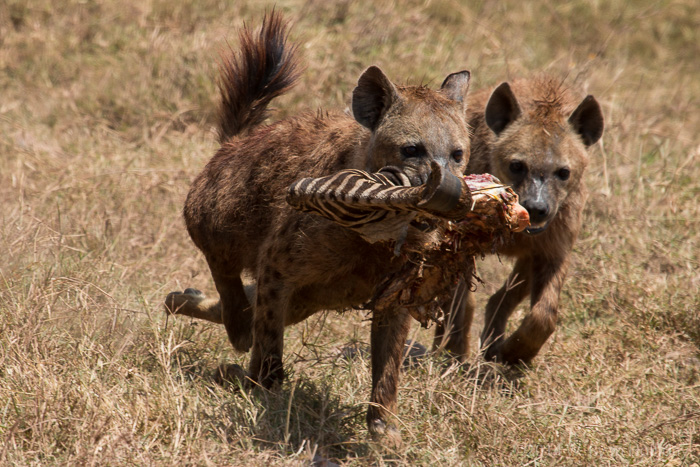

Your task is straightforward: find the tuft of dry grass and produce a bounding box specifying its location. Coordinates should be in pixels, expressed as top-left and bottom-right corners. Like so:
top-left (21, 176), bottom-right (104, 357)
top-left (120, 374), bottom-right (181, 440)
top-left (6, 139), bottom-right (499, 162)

top-left (1, 0), bottom-right (698, 464)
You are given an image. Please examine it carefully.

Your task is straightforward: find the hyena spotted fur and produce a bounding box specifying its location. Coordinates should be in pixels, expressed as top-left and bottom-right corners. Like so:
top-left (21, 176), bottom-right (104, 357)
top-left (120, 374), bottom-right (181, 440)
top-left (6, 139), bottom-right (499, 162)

top-left (165, 12), bottom-right (472, 443)
top-left (433, 77), bottom-right (604, 365)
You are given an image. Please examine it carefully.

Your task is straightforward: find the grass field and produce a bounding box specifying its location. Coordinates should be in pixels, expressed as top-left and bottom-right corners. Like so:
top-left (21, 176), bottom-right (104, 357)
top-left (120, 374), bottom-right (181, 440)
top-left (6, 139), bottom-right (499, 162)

top-left (1, 0), bottom-right (699, 464)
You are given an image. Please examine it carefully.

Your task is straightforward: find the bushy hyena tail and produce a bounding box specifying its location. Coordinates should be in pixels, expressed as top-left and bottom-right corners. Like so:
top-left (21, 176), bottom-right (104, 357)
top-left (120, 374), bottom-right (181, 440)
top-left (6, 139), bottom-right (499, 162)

top-left (216, 10), bottom-right (301, 143)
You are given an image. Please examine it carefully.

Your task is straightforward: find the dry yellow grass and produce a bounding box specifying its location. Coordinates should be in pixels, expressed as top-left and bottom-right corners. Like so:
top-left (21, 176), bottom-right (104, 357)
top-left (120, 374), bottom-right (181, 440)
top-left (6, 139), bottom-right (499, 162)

top-left (1, 0), bottom-right (698, 465)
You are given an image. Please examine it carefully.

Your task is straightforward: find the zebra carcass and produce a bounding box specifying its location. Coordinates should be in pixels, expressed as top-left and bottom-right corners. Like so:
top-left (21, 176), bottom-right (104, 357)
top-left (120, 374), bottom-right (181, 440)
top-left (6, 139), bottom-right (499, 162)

top-left (286, 162), bottom-right (530, 327)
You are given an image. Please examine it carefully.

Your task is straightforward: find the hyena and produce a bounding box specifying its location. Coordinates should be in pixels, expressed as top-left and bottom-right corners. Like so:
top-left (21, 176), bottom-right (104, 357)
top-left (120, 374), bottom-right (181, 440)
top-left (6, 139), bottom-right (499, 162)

top-left (433, 77), bottom-right (604, 365)
top-left (165, 12), bottom-right (471, 442)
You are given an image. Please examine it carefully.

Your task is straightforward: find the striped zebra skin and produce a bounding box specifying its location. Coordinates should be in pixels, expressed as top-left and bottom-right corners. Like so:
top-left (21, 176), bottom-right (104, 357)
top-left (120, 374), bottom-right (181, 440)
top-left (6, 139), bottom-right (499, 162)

top-left (286, 166), bottom-right (434, 244)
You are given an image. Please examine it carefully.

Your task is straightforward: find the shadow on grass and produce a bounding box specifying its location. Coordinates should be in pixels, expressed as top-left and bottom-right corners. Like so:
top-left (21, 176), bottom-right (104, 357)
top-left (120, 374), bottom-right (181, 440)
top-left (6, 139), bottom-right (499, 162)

top-left (175, 359), bottom-right (372, 464)
top-left (462, 359), bottom-right (529, 396)
top-left (246, 377), bottom-right (370, 463)
top-left (167, 339), bottom-right (531, 464)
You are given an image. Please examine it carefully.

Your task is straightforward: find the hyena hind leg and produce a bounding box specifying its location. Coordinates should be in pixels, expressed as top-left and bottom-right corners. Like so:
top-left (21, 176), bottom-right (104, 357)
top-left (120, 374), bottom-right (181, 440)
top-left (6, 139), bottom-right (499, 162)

top-left (164, 288), bottom-right (223, 324)
top-left (164, 272), bottom-right (255, 353)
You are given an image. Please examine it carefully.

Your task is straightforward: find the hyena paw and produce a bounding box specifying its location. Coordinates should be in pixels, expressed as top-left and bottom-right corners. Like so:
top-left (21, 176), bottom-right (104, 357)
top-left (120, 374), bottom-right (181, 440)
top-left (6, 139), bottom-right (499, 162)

top-left (254, 357), bottom-right (285, 390)
top-left (484, 339), bottom-right (534, 367)
top-left (482, 335), bottom-right (506, 362)
top-left (483, 343), bottom-right (502, 363)
top-left (230, 333), bottom-right (253, 354)
top-left (214, 363), bottom-right (249, 389)
top-left (164, 288), bottom-right (205, 314)
top-left (368, 418), bottom-right (403, 449)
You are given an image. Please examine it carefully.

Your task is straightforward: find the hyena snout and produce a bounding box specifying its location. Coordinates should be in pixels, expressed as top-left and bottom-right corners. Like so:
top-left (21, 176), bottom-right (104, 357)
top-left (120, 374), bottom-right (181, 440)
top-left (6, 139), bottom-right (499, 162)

top-left (521, 198), bottom-right (550, 225)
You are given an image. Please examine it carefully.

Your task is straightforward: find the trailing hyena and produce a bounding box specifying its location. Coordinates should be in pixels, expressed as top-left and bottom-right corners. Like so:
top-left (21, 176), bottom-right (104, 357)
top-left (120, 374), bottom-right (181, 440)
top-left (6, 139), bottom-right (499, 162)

top-left (433, 77), bottom-right (604, 365)
top-left (164, 12), bottom-right (471, 442)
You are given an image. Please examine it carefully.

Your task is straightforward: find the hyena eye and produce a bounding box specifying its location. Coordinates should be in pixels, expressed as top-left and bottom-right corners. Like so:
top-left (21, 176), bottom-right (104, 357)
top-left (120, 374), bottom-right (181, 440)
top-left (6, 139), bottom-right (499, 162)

top-left (400, 145), bottom-right (421, 158)
top-left (452, 149), bottom-right (464, 162)
top-left (509, 160), bottom-right (526, 175)
top-left (557, 167), bottom-right (571, 180)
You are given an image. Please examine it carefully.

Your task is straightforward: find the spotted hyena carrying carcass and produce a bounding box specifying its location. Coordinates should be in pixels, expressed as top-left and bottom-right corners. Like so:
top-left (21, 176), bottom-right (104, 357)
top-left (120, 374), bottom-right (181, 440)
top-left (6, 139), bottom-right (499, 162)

top-left (433, 77), bottom-right (604, 365)
top-left (164, 11), bottom-right (481, 442)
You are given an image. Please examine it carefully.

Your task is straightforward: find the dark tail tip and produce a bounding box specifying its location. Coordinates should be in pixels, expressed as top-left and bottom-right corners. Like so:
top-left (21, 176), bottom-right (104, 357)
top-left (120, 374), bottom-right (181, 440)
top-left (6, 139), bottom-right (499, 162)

top-left (216, 9), bottom-right (302, 143)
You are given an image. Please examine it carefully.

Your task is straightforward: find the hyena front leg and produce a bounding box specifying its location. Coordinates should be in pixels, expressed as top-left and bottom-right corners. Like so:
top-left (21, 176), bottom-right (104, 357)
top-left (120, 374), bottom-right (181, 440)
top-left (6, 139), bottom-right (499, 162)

top-left (481, 256), bottom-right (532, 361)
top-left (367, 307), bottom-right (412, 446)
top-left (496, 254), bottom-right (569, 365)
top-left (432, 280), bottom-right (476, 361)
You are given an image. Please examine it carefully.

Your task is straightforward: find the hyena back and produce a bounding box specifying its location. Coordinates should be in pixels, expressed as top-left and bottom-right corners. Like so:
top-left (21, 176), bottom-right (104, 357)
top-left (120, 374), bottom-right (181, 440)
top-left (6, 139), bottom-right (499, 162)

top-left (166, 12), bottom-right (472, 443)
top-left (434, 76), bottom-right (604, 365)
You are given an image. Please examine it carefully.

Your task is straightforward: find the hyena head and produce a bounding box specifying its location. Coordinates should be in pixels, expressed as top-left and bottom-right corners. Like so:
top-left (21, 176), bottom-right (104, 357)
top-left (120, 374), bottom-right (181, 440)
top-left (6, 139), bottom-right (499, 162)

top-left (352, 66), bottom-right (472, 184)
top-left (484, 80), bottom-right (604, 234)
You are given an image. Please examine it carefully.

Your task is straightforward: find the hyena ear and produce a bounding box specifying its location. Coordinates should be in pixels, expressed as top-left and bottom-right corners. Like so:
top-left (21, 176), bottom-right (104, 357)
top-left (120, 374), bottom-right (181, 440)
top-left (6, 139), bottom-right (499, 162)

top-left (568, 95), bottom-right (604, 146)
top-left (440, 70), bottom-right (471, 111)
top-left (485, 82), bottom-right (522, 135)
top-left (352, 66), bottom-right (400, 130)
